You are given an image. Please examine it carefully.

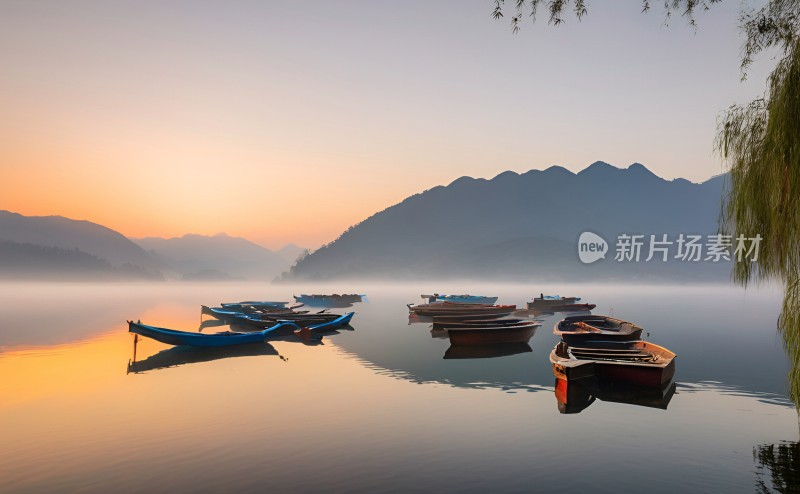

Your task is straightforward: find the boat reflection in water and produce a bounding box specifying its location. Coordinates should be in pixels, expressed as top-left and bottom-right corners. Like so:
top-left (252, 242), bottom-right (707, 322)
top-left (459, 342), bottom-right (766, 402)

top-left (554, 375), bottom-right (677, 414)
top-left (443, 342), bottom-right (533, 360)
top-left (127, 342), bottom-right (284, 374)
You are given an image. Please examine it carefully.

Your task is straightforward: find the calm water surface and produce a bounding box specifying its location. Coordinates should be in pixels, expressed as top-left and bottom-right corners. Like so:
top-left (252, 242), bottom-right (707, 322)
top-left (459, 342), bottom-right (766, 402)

top-left (0, 282), bottom-right (797, 493)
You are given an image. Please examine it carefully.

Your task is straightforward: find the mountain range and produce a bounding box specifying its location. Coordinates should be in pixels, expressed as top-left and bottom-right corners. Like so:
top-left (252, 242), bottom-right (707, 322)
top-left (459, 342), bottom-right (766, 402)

top-left (0, 210), bottom-right (301, 281)
top-left (134, 233), bottom-right (292, 281)
top-left (282, 161), bottom-right (732, 281)
top-left (1, 161), bottom-right (733, 282)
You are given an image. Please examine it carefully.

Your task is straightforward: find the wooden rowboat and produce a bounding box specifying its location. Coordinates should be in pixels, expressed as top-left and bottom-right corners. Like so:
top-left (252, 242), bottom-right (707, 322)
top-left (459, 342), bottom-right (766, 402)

top-left (294, 294), bottom-right (363, 303)
top-left (431, 313), bottom-right (514, 321)
top-left (408, 303), bottom-right (517, 318)
top-left (554, 314), bottom-right (643, 345)
top-left (446, 321), bottom-right (540, 345)
top-left (432, 318), bottom-right (527, 330)
top-left (421, 294), bottom-right (499, 305)
top-left (527, 295), bottom-right (581, 310)
top-left (549, 340), bottom-right (676, 387)
top-left (201, 305), bottom-right (300, 321)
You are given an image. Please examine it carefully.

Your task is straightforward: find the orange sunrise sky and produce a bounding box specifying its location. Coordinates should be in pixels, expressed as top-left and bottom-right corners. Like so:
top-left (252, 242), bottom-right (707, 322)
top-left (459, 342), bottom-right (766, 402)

top-left (0, 1), bottom-right (770, 249)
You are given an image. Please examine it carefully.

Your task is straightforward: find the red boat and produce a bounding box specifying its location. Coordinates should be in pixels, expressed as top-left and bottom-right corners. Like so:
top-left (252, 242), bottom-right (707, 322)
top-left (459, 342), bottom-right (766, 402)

top-left (549, 340), bottom-right (676, 387)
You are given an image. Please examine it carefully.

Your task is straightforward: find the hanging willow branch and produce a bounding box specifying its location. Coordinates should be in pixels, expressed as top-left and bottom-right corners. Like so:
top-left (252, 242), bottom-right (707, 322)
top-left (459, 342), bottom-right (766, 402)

top-left (492, 0), bottom-right (721, 33)
top-left (718, 38), bottom-right (800, 406)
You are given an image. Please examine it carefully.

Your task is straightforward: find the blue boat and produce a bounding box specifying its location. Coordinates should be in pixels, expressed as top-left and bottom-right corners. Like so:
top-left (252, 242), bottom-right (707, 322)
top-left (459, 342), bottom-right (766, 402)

top-left (422, 294), bottom-right (499, 305)
top-left (306, 312), bottom-right (355, 332)
top-left (201, 305), bottom-right (244, 320)
top-left (128, 320), bottom-right (299, 347)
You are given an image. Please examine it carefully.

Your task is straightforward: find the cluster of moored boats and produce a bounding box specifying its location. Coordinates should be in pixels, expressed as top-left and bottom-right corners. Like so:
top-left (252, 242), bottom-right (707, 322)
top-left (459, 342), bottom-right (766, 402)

top-left (407, 293), bottom-right (596, 346)
top-left (409, 299), bottom-right (538, 346)
top-left (128, 291), bottom-right (677, 410)
top-left (128, 296), bottom-right (356, 346)
top-left (408, 293), bottom-right (677, 401)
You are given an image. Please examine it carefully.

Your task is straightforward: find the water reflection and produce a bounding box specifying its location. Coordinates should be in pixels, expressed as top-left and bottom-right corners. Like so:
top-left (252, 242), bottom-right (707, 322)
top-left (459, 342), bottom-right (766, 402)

top-left (127, 342), bottom-right (285, 373)
top-left (198, 319), bottom-right (228, 332)
top-left (554, 376), bottom-right (677, 414)
top-left (754, 441), bottom-right (800, 493)
top-left (444, 342), bottom-right (533, 359)
top-left (0, 283), bottom-right (798, 493)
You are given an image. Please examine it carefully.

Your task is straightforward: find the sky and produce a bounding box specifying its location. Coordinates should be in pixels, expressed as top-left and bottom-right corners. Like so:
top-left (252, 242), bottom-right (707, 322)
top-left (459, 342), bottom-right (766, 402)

top-left (0, 0), bottom-right (773, 249)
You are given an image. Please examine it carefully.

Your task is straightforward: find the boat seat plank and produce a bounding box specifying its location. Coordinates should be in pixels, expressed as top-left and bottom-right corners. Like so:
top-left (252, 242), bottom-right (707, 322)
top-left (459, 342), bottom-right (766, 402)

top-left (567, 346), bottom-right (644, 353)
top-left (572, 352), bottom-right (653, 360)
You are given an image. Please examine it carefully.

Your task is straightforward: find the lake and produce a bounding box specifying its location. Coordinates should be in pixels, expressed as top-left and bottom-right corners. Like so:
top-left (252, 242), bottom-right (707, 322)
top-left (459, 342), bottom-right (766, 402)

top-left (0, 282), bottom-right (797, 493)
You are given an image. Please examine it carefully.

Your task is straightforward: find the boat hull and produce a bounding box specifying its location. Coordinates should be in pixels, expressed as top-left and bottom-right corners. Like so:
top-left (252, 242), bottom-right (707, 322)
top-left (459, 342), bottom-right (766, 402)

top-left (447, 325), bottom-right (535, 345)
top-left (550, 341), bottom-right (677, 387)
top-left (308, 312), bottom-right (355, 332)
top-left (527, 296), bottom-right (580, 310)
top-left (424, 295), bottom-right (499, 305)
top-left (594, 359), bottom-right (676, 387)
top-left (410, 305), bottom-right (516, 317)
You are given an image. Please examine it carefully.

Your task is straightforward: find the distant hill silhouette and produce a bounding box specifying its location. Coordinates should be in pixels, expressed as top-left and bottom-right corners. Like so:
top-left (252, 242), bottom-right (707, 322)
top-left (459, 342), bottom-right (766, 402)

top-left (0, 240), bottom-right (161, 280)
top-left (0, 211), bottom-right (165, 280)
top-left (283, 162), bottom-right (732, 281)
top-left (134, 233), bottom-right (290, 281)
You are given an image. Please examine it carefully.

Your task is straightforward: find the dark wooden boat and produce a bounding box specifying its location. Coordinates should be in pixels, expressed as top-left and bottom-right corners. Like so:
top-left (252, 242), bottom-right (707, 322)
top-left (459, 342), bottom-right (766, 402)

top-left (201, 305), bottom-right (300, 321)
top-left (549, 303), bottom-right (596, 312)
top-left (554, 314), bottom-right (643, 345)
top-left (432, 318), bottom-right (526, 330)
top-left (431, 312), bottom-right (513, 322)
top-left (128, 320), bottom-right (299, 347)
top-left (446, 321), bottom-right (540, 345)
top-left (527, 295), bottom-right (581, 310)
top-left (549, 340), bottom-right (677, 387)
top-left (408, 302), bottom-right (516, 317)
top-left (294, 294), bottom-right (363, 304)
top-left (421, 294), bottom-right (499, 305)
top-left (443, 342), bottom-right (532, 359)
